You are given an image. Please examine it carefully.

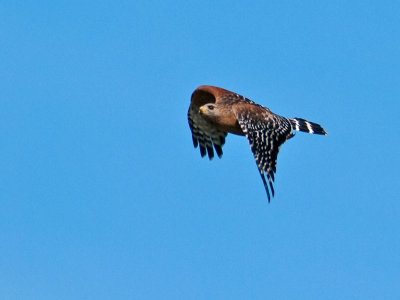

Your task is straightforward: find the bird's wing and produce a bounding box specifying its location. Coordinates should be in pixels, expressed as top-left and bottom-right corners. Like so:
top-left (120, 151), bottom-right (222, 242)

top-left (232, 103), bottom-right (293, 201)
top-left (188, 87), bottom-right (228, 159)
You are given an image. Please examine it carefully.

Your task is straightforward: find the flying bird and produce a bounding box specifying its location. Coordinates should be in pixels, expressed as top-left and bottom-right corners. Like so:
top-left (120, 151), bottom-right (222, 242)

top-left (188, 85), bottom-right (327, 202)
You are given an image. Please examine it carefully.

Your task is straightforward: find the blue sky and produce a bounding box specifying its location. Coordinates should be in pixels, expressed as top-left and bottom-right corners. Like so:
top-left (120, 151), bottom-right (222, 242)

top-left (1, 0), bottom-right (400, 299)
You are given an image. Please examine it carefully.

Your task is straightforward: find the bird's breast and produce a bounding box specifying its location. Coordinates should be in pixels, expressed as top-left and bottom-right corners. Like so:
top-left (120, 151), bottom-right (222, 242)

top-left (214, 114), bottom-right (245, 136)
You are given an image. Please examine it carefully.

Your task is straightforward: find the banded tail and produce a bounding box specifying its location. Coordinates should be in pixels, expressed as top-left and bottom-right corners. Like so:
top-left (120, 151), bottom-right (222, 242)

top-left (289, 118), bottom-right (327, 135)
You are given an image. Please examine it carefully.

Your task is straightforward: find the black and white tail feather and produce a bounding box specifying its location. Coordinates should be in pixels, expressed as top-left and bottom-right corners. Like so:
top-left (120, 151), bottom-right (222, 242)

top-left (289, 118), bottom-right (327, 135)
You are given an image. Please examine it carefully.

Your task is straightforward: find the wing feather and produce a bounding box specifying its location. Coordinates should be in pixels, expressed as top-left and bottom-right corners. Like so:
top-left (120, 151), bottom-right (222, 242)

top-left (232, 103), bottom-right (293, 202)
top-left (188, 88), bottom-right (227, 159)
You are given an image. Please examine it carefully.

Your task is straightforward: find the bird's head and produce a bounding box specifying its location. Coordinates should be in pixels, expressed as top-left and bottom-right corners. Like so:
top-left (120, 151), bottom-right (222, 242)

top-left (199, 103), bottom-right (220, 118)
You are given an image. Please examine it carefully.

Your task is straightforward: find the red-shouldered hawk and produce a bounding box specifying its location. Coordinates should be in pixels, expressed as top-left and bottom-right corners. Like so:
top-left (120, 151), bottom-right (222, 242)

top-left (188, 85), bottom-right (327, 202)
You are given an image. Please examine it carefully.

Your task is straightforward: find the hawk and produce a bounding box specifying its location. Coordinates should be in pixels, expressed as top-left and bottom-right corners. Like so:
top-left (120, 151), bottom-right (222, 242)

top-left (188, 85), bottom-right (327, 202)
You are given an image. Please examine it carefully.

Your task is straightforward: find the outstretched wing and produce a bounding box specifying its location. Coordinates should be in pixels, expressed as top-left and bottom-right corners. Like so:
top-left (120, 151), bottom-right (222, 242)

top-left (232, 103), bottom-right (293, 202)
top-left (188, 88), bottom-right (227, 159)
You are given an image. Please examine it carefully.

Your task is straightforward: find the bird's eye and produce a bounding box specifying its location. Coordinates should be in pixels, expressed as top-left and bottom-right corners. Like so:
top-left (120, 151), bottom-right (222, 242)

top-left (207, 105), bottom-right (214, 110)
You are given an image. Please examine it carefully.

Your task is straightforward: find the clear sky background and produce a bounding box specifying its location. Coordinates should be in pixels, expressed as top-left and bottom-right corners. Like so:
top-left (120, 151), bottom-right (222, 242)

top-left (1, 1), bottom-right (400, 299)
